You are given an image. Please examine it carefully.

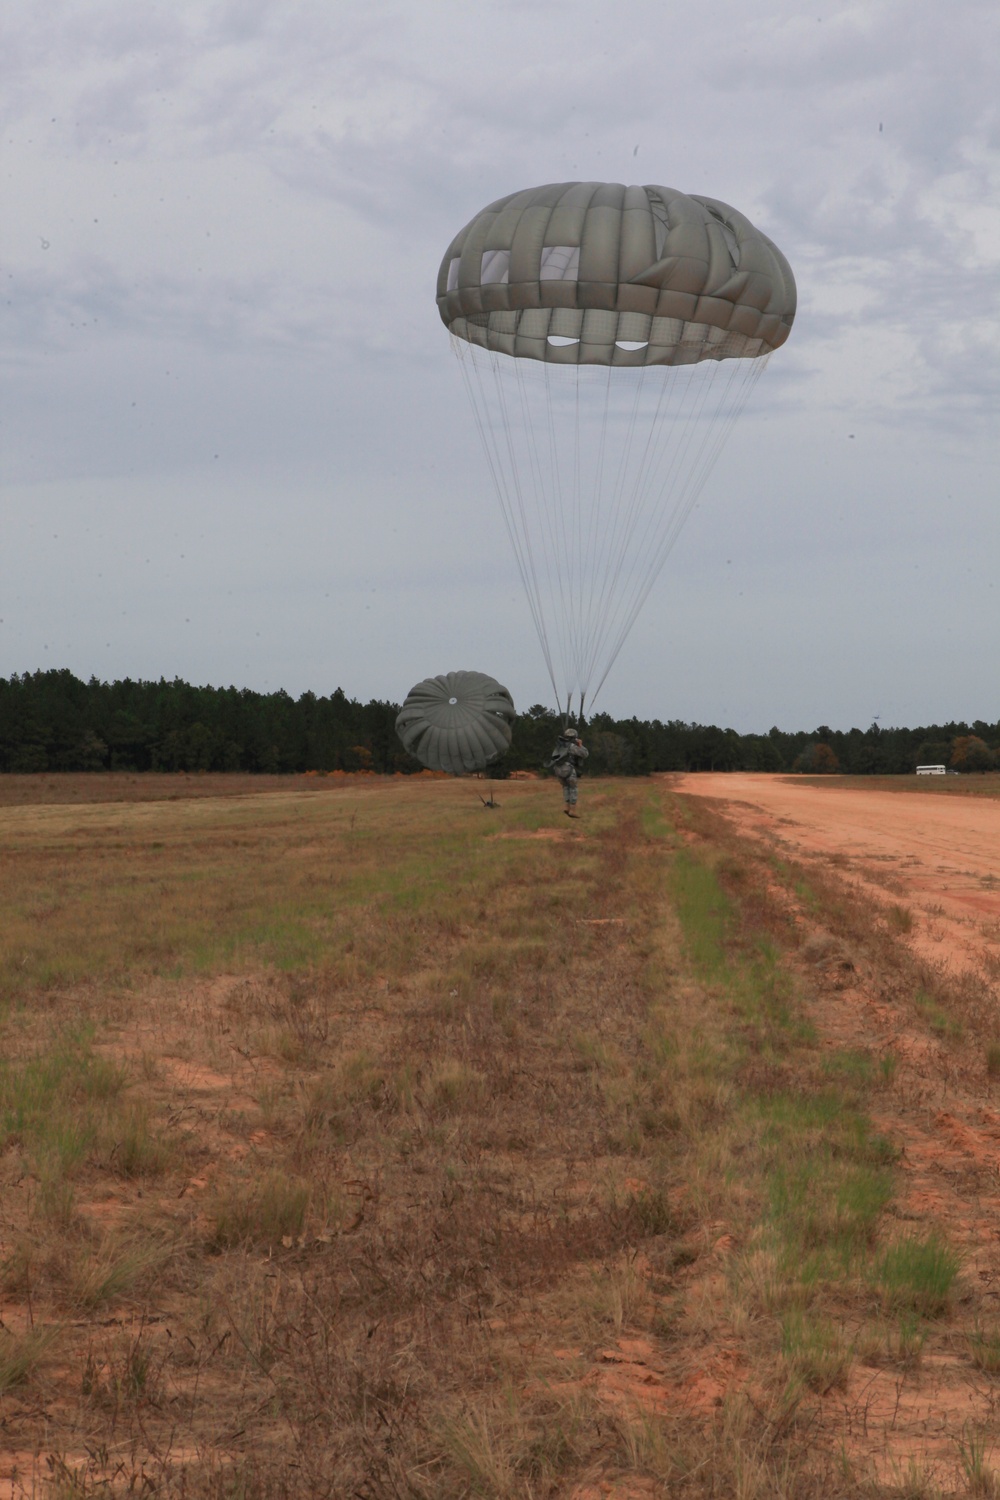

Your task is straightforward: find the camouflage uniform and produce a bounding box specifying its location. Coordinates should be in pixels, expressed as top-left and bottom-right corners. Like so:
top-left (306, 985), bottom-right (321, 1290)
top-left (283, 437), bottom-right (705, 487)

top-left (547, 731), bottom-right (588, 808)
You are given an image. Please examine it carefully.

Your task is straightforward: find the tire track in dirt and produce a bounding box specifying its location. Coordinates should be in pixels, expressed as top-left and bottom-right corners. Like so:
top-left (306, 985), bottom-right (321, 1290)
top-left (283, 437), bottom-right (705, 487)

top-left (675, 774), bottom-right (1000, 979)
top-left (677, 774), bottom-right (1000, 1486)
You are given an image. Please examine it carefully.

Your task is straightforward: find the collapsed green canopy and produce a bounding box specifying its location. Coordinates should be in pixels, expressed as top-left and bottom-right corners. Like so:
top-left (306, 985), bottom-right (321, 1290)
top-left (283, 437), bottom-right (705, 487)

top-left (396, 670), bottom-right (515, 776)
top-left (437, 181), bottom-right (795, 366)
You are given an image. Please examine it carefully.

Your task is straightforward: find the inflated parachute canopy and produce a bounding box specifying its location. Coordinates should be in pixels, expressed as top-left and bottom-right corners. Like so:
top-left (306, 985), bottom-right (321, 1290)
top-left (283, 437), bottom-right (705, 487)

top-left (396, 671), bottom-right (516, 776)
top-left (437, 181), bottom-right (796, 367)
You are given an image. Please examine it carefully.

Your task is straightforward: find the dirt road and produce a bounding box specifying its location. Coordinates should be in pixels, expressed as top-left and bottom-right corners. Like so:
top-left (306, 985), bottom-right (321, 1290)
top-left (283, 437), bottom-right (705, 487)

top-left (676, 773), bottom-right (1000, 978)
top-left (675, 774), bottom-right (1000, 1486)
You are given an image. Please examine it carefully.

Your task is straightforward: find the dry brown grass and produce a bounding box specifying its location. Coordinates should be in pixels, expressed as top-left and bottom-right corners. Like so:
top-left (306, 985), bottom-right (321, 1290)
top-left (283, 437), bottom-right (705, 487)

top-left (0, 773), bottom-right (994, 1497)
top-left (0, 770), bottom-right (398, 807)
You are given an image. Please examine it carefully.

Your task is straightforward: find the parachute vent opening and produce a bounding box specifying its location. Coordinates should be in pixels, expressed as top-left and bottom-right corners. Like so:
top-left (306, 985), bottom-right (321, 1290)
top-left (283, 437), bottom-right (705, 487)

top-left (616, 340), bottom-right (649, 351)
top-left (480, 249), bottom-right (510, 285)
top-left (547, 335), bottom-right (580, 347)
top-left (539, 245), bottom-right (580, 281)
top-left (448, 696), bottom-right (458, 705)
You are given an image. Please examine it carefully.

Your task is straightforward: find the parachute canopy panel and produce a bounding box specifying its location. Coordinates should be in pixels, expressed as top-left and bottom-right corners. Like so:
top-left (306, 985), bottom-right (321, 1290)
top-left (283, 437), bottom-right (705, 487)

top-left (396, 671), bottom-right (515, 776)
top-left (437, 182), bottom-right (796, 366)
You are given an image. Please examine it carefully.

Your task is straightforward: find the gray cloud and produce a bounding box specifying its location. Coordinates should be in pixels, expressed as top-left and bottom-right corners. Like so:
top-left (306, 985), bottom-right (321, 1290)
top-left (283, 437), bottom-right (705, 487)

top-left (2, 0), bottom-right (998, 729)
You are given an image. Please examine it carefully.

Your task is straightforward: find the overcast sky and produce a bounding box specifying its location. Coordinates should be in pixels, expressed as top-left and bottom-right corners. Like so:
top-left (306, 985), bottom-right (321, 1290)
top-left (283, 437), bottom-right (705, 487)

top-left (3, 0), bottom-right (998, 732)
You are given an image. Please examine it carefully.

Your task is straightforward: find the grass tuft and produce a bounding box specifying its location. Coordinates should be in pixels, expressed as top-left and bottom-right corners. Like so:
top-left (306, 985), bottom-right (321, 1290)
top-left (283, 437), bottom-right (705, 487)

top-left (957, 1426), bottom-right (1000, 1499)
top-left (111, 1101), bottom-right (175, 1178)
top-left (209, 1170), bottom-right (311, 1251)
top-left (70, 1234), bottom-right (176, 1311)
top-left (914, 989), bottom-right (963, 1040)
top-left (873, 1233), bottom-right (961, 1316)
top-left (0, 1325), bottom-right (58, 1394)
top-left (780, 1309), bottom-right (853, 1392)
top-left (967, 1322), bottom-right (1000, 1374)
top-left (0, 1031), bottom-right (127, 1156)
top-left (623, 1185), bottom-right (677, 1237)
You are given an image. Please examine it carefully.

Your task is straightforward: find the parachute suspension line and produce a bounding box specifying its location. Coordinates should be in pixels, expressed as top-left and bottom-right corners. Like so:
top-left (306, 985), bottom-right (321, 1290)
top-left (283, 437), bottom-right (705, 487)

top-left (484, 350), bottom-right (562, 706)
top-left (453, 334), bottom-right (772, 720)
top-left (578, 362), bottom-right (673, 689)
top-left (644, 357), bottom-right (767, 586)
top-left (575, 363), bottom-right (615, 699)
top-left (565, 364), bottom-right (585, 697)
top-left (577, 360), bottom-right (645, 705)
top-left (512, 354), bottom-right (572, 698)
top-left (509, 352), bottom-right (590, 711)
top-left (541, 360), bottom-right (574, 676)
top-left (571, 364), bottom-right (585, 693)
top-left (578, 358), bottom-right (662, 694)
top-left (680, 355), bottom-right (771, 529)
top-left (587, 355), bottom-right (769, 708)
top-left (584, 357), bottom-right (735, 702)
top-left (453, 339), bottom-right (561, 710)
top-left (561, 691), bottom-right (585, 729)
top-left (588, 359), bottom-right (753, 708)
top-left (580, 358), bottom-right (708, 697)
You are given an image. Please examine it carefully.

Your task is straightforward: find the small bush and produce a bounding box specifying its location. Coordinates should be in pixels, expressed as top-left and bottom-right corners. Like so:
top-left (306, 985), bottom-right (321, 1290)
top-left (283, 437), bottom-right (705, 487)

top-left (623, 1186), bottom-right (676, 1237)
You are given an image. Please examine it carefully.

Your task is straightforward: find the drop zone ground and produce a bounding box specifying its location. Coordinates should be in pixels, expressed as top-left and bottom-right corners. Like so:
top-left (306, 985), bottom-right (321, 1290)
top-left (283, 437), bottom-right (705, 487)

top-left (1, 771), bottom-right (999, 1498)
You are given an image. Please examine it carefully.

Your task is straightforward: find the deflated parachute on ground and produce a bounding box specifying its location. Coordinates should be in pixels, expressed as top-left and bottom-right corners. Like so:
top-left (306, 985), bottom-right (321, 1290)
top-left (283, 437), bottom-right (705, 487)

top-left (395, 670), bottom-right (515, 775)
top-left (437, 181), bottom-right (796, 716)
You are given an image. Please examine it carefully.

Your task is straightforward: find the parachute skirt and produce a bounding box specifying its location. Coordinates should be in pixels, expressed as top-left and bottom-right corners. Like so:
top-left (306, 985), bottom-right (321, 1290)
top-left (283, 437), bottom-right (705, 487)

top-left (447, 310), bottom-right (769, 368)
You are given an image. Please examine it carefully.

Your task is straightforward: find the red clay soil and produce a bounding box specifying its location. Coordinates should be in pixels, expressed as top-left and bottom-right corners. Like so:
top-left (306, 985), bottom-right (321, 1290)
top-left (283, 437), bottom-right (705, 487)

top-left (677, 773), bottom-right (1000, 980)
top-left (674, 773), bottom-right (1000, 1489)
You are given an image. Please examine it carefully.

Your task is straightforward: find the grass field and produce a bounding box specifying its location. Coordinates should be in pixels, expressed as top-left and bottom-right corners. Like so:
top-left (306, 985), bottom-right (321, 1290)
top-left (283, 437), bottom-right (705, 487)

top-left (0, 773), bottom-right (994, 1497)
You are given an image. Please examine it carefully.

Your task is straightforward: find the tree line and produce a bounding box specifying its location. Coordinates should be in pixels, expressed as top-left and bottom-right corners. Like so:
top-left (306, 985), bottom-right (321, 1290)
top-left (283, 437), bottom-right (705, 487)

top-left (1, 669), bottom-right (998, 777)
